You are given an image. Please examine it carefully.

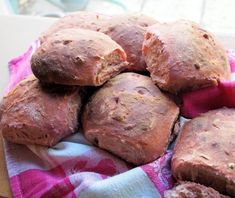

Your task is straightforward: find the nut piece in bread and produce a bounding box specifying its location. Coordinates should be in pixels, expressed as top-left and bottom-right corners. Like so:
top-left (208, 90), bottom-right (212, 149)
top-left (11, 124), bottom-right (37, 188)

top-left (31, 28), bottom-right (128, 86)
top-left (164, 182), bottom-right (229, 198)
top-left (172, 108), bottom-right (235, 196)
top-left (143, 20), bottom-right (230, 93)
top-left (0, 76), bottom-right (82, 147)
top-left (100, 13), bottom-right (157, 72)
top-left (40, 11), bottom-right (110, 43)
top-left (82, 72), bottom-right (179, 165)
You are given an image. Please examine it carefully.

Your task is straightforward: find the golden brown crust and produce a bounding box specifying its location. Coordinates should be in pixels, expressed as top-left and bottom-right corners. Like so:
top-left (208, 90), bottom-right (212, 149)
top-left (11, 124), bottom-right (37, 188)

top-left (40, 11), bottom-right (110, 43)
top-left (172, 108), bottom-right (235, 196)
top-left (164, 182), bottom-right (229, 198)
top-left (143, 20), bottom-right (230, 93)
top-left (0, 76), bottom-right (82, 147)
top-left (100, 13), bottom-right (157, 72)
top-left (82, 72), bottom-right (179, 165)
top-left (31, 28), bottom-right (128, 86)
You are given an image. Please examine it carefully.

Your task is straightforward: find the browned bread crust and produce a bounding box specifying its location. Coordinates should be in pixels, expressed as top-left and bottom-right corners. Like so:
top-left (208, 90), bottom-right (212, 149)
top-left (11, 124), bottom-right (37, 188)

top-left (82, 72), bottom-right (179, 165)
top-left (31, 28), bottom-right (128, 86)
top-left (164, 182), bottom-right (230, 198)
top-left (0, 76), bottom-right (82, 147)
top-left (143, 20), bottom-right (230, 93)
top-left (40, 11), bottom-right (110, 43)
top-left (100, 13), bottom-right (157, 72)
top-left (172, 108), bottom-right (235, 196)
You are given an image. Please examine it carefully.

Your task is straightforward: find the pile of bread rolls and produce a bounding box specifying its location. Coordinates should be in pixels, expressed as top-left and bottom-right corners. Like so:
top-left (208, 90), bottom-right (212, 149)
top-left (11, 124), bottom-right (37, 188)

top-left (0, 12), bottom-right (234, 197)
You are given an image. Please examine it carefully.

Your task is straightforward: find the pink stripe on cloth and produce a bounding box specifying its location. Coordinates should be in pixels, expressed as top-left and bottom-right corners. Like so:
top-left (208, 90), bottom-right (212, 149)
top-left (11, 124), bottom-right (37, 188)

top-left (73, 158), bottom-right (118, 177)
top-left (141, 151), bottom-right (174, 197)
top-left (182, 83), bottom-right (224, 118)
top-left (182, 50), bottom-right (235, 118)
top-left (227, 49), bottom-right (235, 72)
top-left (4, 40), bottom-right (39, 94)
top-left (11, 166), bottom-right (75, 198)
top-left (55, 150), bottom-right (129, 178)
top-left (221, 80), bottom-right (235, 106)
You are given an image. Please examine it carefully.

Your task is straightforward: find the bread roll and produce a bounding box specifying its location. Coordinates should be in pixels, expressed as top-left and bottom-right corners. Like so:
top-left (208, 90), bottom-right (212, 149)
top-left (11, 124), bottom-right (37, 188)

top-left (82, 72), bottom-right (179, 165)
top-left (172, 108), bottom-right (235, 196)
top-left (143, 20), bottom-right (230, 93)
top-left (31, 28), bottom-right (128, 86)
top-left (164, 182), bottom-right (229, 198)
top-left (100, 13), bottom-right (157, 72)
top-left (0, 76), bottom-right (82, 147)
top-left (40, 11), bottom-right (110, 43)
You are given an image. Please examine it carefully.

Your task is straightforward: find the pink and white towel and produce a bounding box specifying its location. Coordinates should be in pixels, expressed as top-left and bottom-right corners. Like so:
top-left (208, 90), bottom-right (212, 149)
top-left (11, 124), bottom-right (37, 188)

top-left (3, 41), bottom-right (235, 198)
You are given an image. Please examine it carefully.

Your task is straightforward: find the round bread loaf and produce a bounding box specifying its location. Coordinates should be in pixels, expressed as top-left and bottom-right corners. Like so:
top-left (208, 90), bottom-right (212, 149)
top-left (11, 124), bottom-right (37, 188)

top-left (82, 72), bottom-right (179, 165)
top-left (0, 76), bottom-right (82, 147)
top-left (31, 28), bottom-right (128, 86)
top-left (100, 13), bottom-right (157, 72)
top-left (40, 11), bottom-right (110, 43)
top-left (164, 182), bottom-right (229, 198)
top-left (143, 20), bottom-right (230, 93)
top-left (172, 108), bottom-right (235, 196)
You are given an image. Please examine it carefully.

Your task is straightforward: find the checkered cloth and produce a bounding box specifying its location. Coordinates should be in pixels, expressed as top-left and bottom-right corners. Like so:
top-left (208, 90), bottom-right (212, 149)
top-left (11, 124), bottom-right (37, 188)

top-left (3, 41), bottom-right (235, 198)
